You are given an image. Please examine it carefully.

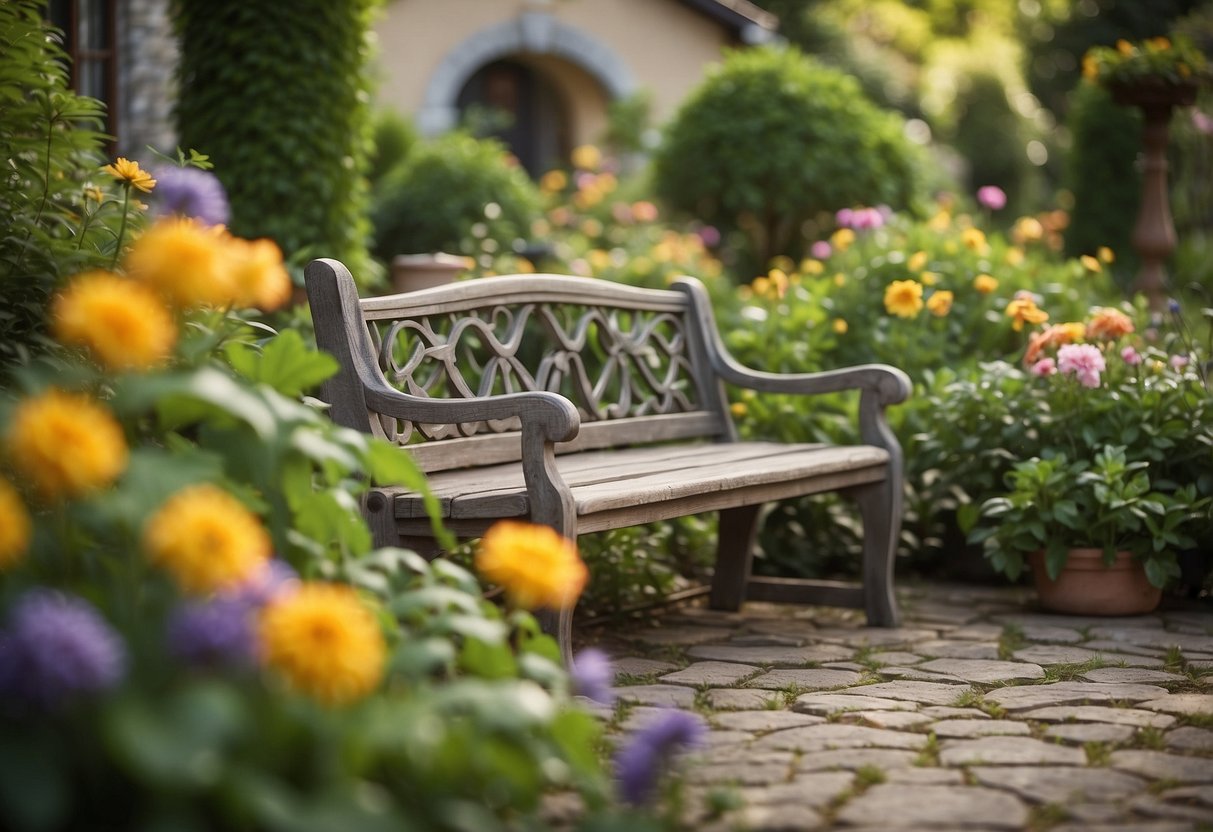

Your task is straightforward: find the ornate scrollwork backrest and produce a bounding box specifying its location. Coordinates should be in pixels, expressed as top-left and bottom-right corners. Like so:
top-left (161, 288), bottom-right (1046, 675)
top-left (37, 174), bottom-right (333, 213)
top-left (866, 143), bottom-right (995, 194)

top-left (367, 298), bottom-right (704, 444)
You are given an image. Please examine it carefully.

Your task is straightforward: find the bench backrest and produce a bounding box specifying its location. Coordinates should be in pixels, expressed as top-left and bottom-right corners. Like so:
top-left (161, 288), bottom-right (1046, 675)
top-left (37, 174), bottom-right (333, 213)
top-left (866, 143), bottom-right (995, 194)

top-left (306, 259), bottom-right (736, 473)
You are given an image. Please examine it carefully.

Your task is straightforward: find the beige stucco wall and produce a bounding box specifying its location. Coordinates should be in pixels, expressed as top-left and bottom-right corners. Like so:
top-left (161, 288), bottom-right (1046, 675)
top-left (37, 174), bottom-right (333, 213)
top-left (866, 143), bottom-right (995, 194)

top-left (372, 0), bottom-right (737, 145)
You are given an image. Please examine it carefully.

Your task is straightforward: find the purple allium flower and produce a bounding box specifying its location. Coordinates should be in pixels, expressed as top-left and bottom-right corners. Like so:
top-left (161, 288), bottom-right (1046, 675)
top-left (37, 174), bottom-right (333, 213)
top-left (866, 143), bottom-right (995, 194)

top-left (614, 708), bottom-right (707, 805)
top-left (1168, 298), bottom-right (1182, 315)
top-left (570, 648), bottom-right (614, 705)
top-left (165, 594), bottom-right (258, 669)
top-left (977, 185), bottom-right (1007, 211)
top-left (0, 590), bottom-right (126, 709)
top-left (810, 240), bottom-right (831, 259)
top-left (153, 166), bottom-right (230, 226)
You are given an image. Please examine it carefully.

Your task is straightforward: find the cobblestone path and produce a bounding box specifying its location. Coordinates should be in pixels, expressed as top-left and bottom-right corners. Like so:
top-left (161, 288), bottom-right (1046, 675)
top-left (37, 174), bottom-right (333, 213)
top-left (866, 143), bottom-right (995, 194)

top-left (580, 583), bottom-right (1213, 831)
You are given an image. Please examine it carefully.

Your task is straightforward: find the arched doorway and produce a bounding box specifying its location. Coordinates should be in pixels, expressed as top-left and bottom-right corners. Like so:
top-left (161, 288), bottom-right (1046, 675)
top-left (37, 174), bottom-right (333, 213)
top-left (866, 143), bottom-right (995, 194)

top-left (455, 58), bottom-right (570, 177)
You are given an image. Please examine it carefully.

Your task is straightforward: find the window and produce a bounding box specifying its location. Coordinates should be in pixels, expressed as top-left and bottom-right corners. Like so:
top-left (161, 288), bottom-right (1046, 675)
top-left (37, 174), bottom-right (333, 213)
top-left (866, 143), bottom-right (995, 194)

top-left (48, 0), bottom-right (118, 144)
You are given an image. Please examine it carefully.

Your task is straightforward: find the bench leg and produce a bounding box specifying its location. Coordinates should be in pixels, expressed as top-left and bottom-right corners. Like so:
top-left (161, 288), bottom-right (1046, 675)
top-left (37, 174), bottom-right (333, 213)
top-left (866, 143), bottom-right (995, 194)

top-left (855, 480), bottom-right (901, 627)
top-left (709, 503), bottom-right (762, 611)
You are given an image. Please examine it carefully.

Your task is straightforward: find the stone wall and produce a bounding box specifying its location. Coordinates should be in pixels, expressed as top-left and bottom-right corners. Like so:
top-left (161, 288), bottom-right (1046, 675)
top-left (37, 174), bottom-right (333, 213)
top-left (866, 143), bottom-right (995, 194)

top-left (119, 0), bottom-right (177, 157)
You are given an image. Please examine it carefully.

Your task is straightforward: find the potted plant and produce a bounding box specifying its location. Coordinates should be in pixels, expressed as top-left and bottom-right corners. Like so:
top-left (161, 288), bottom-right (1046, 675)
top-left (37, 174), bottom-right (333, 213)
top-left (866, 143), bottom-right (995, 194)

top-left (959, 301), bottom-right (1213, 613)
top-left (1083, 36), bottom-right (1210, 107)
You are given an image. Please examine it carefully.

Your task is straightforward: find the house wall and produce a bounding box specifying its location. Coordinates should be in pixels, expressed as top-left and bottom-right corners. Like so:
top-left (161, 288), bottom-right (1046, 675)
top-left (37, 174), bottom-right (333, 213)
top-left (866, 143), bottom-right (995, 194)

top-left (373, 0), bottom-right (736, 146)
top-left (119, 0), bottom-right (177, 157)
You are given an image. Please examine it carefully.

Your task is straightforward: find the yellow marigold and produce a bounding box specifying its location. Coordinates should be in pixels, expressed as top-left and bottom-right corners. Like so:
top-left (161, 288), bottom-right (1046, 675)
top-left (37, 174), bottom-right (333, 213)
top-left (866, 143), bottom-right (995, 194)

top-left (52, 270), bottom-right (176, 371)
top-left (260, 582), bottom-right (386, 706)
top-left (800, 258), bottom-right (825, 276)
top-left (5, 389), bottom-right (127, 500)
top-left (126, 218), bottom-right (239, 309)
top-left (228, 237), bottom-right (292, 311)
top-left (920, 271), bottom-right (939, 286)
top-left (974, 274), bottom-right (999, 294)
top-left (0, 478), bottom-right (31, 570)
top-left (475, 520), bottom-right (588, 610)
top-left (730, 401), bottom-right (748, 418)
top-left (832, 318), bottom-right (848, 335)
top-left (1080, 254), bottom-right (1102, 273)
top-left (830, 228), bottom-right (856, 252)
top-left (883, 279), bottom-right (924, 319)
top-left (961, 227), bottom-right (988, 253)
top-left (1005, 297), bottom-right (1049, 332)
top-left (1013, 217), bottom-right (1044, 244)
top-left (1087, 307), bottom-right (1135, 340)
top-left (143, 484), bottom-right (271, 594)
top-left (927, 290), bottom-right (954, 317)
top-left (1097, 246), bottom-right (1115, 264)
top-left (539, 170), bottom-right (567, 193)
top-left (571, 144), bottom-right (602, 171)
top-left (907, 250), bottom-right (928, 272)
top-left (102, 157), bottom-right (156, 193)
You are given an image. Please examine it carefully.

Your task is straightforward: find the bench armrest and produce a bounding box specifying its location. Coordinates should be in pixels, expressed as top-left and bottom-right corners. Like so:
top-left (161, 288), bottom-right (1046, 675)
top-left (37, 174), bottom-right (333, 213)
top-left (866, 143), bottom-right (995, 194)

top-left (363, 382), bottom-right (581, 444)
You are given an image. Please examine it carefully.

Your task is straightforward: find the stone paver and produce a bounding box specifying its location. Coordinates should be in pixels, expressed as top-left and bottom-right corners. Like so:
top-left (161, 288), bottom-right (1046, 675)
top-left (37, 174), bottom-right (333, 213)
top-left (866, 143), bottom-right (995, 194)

top-left (592, 581), bottom-right (1213, 830)
top-left (659, 661), bottom-right (759, 687)
top-left (835, 784), bottom-right (1030, 829)
top-left (938, 736), bottom-right (1087, 765)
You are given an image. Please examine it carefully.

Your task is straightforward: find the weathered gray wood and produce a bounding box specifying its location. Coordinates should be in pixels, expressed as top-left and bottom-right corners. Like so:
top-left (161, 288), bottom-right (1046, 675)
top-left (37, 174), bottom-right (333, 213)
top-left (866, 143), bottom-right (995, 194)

top-left (306, 260), bottom-right (910, 666)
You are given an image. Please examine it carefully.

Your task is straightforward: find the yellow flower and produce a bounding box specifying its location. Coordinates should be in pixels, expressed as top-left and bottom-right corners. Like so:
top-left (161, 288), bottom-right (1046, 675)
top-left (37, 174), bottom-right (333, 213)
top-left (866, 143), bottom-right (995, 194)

top-left (974, 274), bottom-right (999, 294)
top-left (5, 389), bottom-right (127, 500)
top-left (833, 272), bottom-right (846, 287)
top-left (475, 520), bottom-right (588, 610)
top-left (101, 157), bottom-right (156, 192)
top-left (1097, 246), bottom-right (1115, 264)
top-left (920, 271), bottom-right (939, 286)
top-left (227, 237), bottom-right (292, 311)
top-left (883, 279), bottom-right (924, 319)
top-left (1080, 254), bottom-right (1102, 273)
top-left (539, 170), bottom-right (567, 193)
top-left (927, 210), bottom-right (951, 232)
top-left (799, 258), bottom-right (825, 275)
top-left (751, 276), bottom-right (772, 298)
top-left (0, 478), bottom-right (31, 570)
top-left (1087, 307), bottom-right (1135, 340)
top-left (730, 401), bottom-right (748, 418)
top-left (1005, 247), bottom-right (1025, 266)
top-left (52, 271), bottom-right (176, 371)
top-left (907, 250), bottom-right (928, 272)
top-left (260, 582), bottom-right (386, 706)
top-left (1013, 217), bottom-right (1044, 244)
top-left (580, 218), bottom-right (603, 237)
top-left (143, 484), bottom-right (271, 594)
top-left (125, 218), bottom-right (239, 309)
top-left (830, 228), bottom-right (856, 252)
top-left (926, 290), bottom-right (954, 316)
top-left (571, 144), bottom-right (602, 171)
top-left (1082, 53), bottom-right (1099, 80)
top-left (1116, 39), bottom-right (1134, 56)
top-left (770, 255), bottom-right (795, 274)
top-left (961, 227), bottom-right (988, 253)
top-left (1005, 296), bottom-right (1049, 332)
top-left (1147, 36), bottom-right (1171, 51)
top-left (832, 318), bottom-right (848, 335)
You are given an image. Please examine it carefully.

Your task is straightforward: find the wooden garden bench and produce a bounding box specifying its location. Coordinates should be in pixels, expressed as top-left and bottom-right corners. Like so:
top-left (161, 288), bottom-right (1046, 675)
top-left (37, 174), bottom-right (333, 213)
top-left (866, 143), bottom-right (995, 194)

top-left (305, 258), bottom-right (910, 661)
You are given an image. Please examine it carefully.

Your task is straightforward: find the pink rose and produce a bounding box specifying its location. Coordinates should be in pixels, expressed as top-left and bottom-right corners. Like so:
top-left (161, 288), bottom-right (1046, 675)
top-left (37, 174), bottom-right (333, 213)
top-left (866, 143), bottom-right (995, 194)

top-left (977, 185), bottom-right (1007, 211)
top-left (1030, 358), bottom-right (1057, 377)
top-left (1057, 343), bottom-right (1106, 388)
top-left (1120, 346), bottom-right (1142, 366)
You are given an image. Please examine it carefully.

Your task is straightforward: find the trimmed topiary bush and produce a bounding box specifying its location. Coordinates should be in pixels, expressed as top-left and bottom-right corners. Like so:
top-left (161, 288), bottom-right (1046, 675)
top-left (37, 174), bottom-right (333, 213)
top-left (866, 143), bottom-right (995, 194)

top-left (367, 109), bottom-right (418, 189)
top-left (371, 131), bottom-right (542, 263)
top-left (949, 70), bottom-right (1036, 216)
top-left (173, 0), bottom-right (379, 282)
top-left (652, 46), bottom-right (926, 276)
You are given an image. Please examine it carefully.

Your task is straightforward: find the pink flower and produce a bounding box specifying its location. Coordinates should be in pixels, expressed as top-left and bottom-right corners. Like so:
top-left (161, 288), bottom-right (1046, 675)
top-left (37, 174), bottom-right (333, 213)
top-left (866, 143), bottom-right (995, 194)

top-left (977, 186), bottom-right (1007, 211)
top-left (1120, 346), bottom-right (1142, 366)
top-left (835, 207), bottom-right (854, 228)
top-left (1193, 110), bottom-right (1213, 136)
top-left (1057, 343), bottom-right (1105, 388)
top-left (1030, 358), bottom-right (1057, 377)
top-left (1170, 354), bottom-right (1190, 370)
top-left (697, 225), bottom-right (721, 247)
top-left (810, 240), bottom-right (832, 259)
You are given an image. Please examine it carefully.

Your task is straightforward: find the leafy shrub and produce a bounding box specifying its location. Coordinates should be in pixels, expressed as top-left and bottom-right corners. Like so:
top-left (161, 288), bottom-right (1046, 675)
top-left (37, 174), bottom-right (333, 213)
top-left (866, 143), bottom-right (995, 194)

top-left (371, 131), bottom-right (542, 264)
top-left (0, 1), bottom-right (119, 377)
top-left (949, 71), bottom-right (1036, 216)
top-left (367, 108), bottom-right (418, 188)
top-left (1063, 82), bottom-right (1141, 275)
top-left (173, 0), bottom-right (379, 282)
top-left (652, 46), bottom-right (926, 277)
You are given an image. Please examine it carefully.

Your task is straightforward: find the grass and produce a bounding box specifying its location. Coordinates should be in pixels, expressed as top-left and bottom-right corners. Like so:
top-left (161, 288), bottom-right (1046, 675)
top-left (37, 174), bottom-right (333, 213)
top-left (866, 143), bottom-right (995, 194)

top-left (1027, 803), bottom-right (1068, 831)
top-left (1041, 656), bottom-right (1112, 683)
top-left (1083, 741), bottom-right (1112, 766)
top-left (1164, 645), bottom-right (1185, 673)
top-left (998, 624), bottom-right (1027, 660)
top-left (914, 733), bottom-right (941, 767)
top-left (1136, 727), bottom-right (1166, 750)
top-left (1179, 712), bottom-right (1213, 730)
top-left (949, 688), bottom-right (1007, 718)
top-left (854, 764), bottom-right (886, 787)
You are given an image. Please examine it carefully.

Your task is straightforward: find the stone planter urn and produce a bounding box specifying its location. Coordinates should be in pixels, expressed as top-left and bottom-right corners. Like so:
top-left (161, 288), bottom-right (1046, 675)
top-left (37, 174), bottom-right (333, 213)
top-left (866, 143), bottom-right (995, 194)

top-left (1109, 78), bottom-right (1200, 311)
top-left (389, 253), bottom-right (472, 294)
top-left (1029, 548), bottom-right (1161, 616)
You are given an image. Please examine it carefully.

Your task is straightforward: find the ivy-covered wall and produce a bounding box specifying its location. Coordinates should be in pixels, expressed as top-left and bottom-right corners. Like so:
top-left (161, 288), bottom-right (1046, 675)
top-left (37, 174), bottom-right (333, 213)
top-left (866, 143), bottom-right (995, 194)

top-left (173, 0), bottom-right (380, 283)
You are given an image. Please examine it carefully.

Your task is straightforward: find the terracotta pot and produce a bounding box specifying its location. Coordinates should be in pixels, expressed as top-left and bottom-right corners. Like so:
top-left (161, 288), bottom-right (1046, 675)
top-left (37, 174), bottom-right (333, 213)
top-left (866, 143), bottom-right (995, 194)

top-left (1029, 548), bottom-right (1161, 616)
top-left (389, 253), bottom-right (472, 294)
top-left (1108, 78), bottom-right (1199, 109)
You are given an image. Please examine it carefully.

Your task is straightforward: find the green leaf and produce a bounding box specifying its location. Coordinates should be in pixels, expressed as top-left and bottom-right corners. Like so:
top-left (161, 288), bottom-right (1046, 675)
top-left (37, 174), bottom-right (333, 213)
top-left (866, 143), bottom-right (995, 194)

top-left (0, 725), bottom-right (68, 832)
top-left (1044, 538), bottom-right (1069, 581)
top-left (224, 329), bottom-right (339, 397)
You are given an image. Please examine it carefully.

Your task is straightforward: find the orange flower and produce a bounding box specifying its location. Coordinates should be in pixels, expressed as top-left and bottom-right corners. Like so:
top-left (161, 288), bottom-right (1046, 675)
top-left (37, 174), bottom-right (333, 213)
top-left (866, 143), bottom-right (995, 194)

top-left (475, 521), bottom-right (587, 610)
top-left (1006, 296), bottom-right (1049, 332)
top-left (883, 279), bottom-right (924, 319)
top-left (973, 274), bottom-right (999, 294)
top-left (1024, 322), bottom-right (1086, 364)
top-left (926, 290), bottom-right (953, 317)
top-left (1086, 307), bottom-right (1135, 341)
top-left (227, 237), bottom-right (292, 311)
top-left (52, 271), bottom-right (177, 371)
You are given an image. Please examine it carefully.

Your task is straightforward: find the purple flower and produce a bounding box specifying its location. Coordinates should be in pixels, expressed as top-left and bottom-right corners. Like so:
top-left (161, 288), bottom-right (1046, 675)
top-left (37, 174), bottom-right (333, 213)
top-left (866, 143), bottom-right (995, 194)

top-left (231, 559), bottom-right (298, 607)
top-left (614, 708), bottom-right (707, 805)
top-left (810, 240), bottom-right (831, 259)
top-left (165, 594), bottom-right (258, 669)
top-left (153, 166), bottom-right (230, 226)
top-left (1057, 343), bottom-right (1106, 388)
top-left (697, 225), bottom-right (721, 248)
top-left (570, 648), bottom-right (614, 705)
top-left (977, 185), bottom-right (1007, 211)
top-left (0, 590), bottom-right (126, 709)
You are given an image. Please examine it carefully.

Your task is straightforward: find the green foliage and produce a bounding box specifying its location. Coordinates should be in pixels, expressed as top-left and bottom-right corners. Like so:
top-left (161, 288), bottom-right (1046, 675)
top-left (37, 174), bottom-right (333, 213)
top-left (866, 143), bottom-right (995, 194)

top-left (602, 91), bottom-right (654, 157)
top-left (172, 0), bottom-right (380, 284)
top-left (652, 46), bottom-right (926, 276)
top-left (367, 109), bottom-right (418, 188)
top-left (371, 131), bottom-right (542, 263)
top-left (1063, 82), bottom-right (1141, 274)
top-left (0, 0), bottom-right (127, 377)
top-left (949, 71), bottom-right (1036, 215)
